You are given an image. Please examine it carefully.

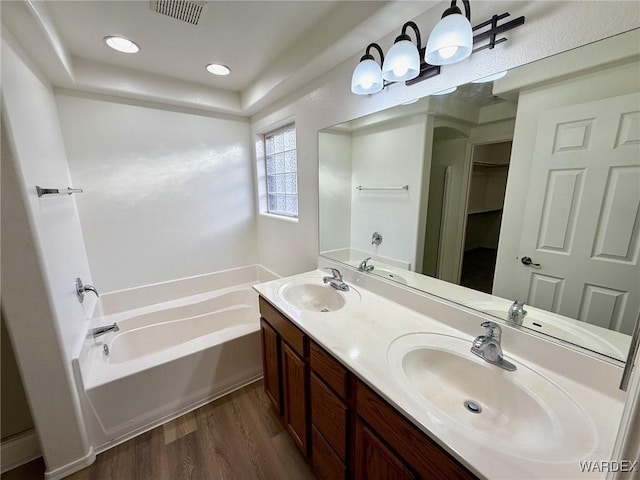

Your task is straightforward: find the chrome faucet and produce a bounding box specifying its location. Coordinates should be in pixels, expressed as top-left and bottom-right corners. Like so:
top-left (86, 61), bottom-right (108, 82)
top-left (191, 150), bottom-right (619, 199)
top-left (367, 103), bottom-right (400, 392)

top-left (322, 268), bottom-right (350, 292)
top-left (507, 300), bottom-right (527, 325)
top-left (89, 323), bottom-right (119, 338)
top-left (471, 321), bottom-right (516, 371)
top-left (76, 277), bottom-right (99, 304)
top-left (358, 257), bottom-right (374, 273)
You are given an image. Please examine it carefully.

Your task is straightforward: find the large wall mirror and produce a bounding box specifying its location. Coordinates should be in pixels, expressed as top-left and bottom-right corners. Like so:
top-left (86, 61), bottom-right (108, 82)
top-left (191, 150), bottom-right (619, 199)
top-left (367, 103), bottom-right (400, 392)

top-left (319, 29), bottom-right (639, 362)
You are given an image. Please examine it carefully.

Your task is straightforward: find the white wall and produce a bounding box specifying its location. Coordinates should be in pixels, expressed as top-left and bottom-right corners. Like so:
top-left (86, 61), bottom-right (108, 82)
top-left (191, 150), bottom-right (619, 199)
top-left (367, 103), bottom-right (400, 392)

top-left (56, 94), bottom-right (257, 293)
top-left (0, 312), bottom-right (34, 441)
top-left (1, 29), bottom-right (93, 477)
top-left (318, 131), bottom-right (352, 253)
top-left (252, 1), bottom-right (640, 278)
top-left (350, 115), bottom-right (428, 269)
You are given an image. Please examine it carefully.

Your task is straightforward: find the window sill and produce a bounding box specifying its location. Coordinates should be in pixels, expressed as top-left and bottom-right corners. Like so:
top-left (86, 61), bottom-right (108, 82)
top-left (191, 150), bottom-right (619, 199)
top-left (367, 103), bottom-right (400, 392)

top-left (260, 212), bottom-right (299, 224)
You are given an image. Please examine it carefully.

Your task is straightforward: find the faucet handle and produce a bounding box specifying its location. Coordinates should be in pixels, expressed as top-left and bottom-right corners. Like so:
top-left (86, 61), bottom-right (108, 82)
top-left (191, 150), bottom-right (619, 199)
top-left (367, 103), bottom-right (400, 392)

top-left (324, 267), bottom-right (342, 281)
top-left (76, 277), bottom-right (99, 304)
top-left (480, 321), bottom-right (501, 339)
top-left (508, 300), bottom-right (527, 323)
top-left (510, 299), bottom-right (525, 310)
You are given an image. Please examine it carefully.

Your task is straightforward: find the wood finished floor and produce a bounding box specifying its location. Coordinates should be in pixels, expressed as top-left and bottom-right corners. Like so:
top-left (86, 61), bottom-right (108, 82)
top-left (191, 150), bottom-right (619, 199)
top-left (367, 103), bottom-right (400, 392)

top-left (2, 380), bottom-right (315, 480)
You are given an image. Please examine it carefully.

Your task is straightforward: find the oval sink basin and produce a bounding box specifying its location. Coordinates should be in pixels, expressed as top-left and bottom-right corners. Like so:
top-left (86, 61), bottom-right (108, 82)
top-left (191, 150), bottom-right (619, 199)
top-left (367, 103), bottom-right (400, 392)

top-left (278, 280), bottom-right (360, 312)
top-left (387, 333), bottom-right (596, 461)
top-left (374, 269), bottom-right (408, 285)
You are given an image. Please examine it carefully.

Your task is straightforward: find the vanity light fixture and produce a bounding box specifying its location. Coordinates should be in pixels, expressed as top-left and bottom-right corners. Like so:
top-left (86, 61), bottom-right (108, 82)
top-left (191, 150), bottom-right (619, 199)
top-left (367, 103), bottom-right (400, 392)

top-left (104, 36), bottom-right (140, 54)
top-left (351, 43), bottom-right (385, 94)
top-left (350, 1), bottom-right (524, 96)
top-left (206, 63), bottom-right (231, 76)
top-left (382, 21), bottom-right (422, 82)
top-left (425, 0), bottom-right (473, 66)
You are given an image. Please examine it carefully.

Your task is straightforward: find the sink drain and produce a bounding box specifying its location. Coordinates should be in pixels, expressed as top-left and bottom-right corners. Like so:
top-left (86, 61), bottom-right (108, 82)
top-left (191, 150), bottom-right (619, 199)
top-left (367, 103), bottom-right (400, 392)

top-left (320, 308), bottom-right (330, 313)
top-left (464, 400), bottom-right (482, 414)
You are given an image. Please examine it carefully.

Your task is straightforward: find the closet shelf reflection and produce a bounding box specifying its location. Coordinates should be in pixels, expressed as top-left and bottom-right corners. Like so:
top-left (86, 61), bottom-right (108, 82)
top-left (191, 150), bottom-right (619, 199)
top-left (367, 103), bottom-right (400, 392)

top-left (356, 185), bottom-right (409, 191)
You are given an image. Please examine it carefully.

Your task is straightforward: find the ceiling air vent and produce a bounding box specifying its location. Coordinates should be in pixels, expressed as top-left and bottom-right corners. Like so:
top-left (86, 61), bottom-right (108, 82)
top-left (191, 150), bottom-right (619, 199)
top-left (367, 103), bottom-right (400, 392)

top-left (150, 0), bottom-right (205, 25)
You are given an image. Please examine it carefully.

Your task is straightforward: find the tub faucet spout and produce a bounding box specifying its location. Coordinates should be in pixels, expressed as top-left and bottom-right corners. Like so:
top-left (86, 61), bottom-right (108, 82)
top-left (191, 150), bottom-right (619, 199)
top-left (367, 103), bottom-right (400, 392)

top-left (90, 323), bottom-right (119, 338)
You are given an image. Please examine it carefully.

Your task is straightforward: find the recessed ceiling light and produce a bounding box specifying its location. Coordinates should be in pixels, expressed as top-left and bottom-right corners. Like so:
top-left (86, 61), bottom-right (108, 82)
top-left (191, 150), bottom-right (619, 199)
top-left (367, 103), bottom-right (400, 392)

top-left (206, 64), bottom-right (231, 76)
top-left (104, 36), bottom-right (140, 54)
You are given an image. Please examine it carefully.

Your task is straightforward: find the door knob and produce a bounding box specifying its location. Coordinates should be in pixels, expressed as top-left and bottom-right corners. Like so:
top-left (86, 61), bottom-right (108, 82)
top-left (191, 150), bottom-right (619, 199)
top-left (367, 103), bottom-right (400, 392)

top-left (520, 256), bottom-right (541, 267)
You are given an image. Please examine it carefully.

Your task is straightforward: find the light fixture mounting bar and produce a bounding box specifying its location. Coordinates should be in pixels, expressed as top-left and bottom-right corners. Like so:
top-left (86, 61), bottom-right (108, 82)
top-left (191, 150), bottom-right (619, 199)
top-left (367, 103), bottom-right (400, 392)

top-left (471, 13), bottom-right (525, 53)
top-left (405, 49), bottom-right (441, 86)
top-left (381, 49), bottom-right (441, 88)
top-left (351, 6), bottom-right (526, 96)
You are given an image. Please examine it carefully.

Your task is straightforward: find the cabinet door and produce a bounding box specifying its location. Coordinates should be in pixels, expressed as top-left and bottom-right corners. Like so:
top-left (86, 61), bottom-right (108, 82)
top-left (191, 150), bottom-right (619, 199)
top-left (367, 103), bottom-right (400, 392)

top-left (356, 381), bottom-right (475, 479)
top-left (282, 342), bottom-right (308, 456)
top-left (354, 419), bottom-right (415, 480)
top-left (260, 319), bottom-right (281, 414)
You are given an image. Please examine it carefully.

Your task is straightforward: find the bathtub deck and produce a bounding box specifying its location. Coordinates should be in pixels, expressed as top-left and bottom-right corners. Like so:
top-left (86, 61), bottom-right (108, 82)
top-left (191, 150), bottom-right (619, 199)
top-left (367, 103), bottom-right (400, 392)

top-left (2, 380), bottom-right (315, 480)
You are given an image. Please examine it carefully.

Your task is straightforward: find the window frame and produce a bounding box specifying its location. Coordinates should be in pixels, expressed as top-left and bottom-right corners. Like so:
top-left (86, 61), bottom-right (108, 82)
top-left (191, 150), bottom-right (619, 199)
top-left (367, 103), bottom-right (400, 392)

top-left (263, 123), bottom-right (298, 218)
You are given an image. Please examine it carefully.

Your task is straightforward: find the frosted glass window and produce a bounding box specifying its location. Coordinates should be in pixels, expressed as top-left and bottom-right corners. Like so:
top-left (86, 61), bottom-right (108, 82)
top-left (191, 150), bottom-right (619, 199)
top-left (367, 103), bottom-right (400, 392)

top-left (265, 123), bottom-right (298, 217)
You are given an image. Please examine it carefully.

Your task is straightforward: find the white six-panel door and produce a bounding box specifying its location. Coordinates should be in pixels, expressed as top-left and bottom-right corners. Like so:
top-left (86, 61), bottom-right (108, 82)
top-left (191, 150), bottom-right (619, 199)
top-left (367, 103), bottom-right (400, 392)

top-left (512, 92), bottom-right (639, 334)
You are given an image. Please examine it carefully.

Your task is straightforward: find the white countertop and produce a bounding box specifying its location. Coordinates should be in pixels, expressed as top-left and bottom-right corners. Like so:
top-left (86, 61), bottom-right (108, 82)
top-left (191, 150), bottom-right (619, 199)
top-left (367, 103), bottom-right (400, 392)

top-left (253, 269), bottom-right (625, 480)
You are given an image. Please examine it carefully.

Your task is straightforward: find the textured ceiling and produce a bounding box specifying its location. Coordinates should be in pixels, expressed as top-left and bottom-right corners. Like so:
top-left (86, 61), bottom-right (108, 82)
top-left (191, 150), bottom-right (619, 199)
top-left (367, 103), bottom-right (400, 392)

top-left (1, 0), bottom-right (442, 115)
top-left (46, 1), bottom-right (341, 91)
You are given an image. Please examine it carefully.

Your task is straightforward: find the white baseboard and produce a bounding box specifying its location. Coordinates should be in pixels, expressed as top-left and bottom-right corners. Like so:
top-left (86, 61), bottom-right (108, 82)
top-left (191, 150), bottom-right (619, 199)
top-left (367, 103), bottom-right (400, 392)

top-left (0, 429), bottom-right (42, 474)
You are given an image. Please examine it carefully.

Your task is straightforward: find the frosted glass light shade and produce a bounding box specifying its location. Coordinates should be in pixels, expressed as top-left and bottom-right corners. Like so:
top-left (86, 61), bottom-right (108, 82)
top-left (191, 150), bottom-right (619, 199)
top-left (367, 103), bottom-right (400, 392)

top-left (425, 14), bottom-right (473, 65)
top-left (382, 40), bottom-right (420, 82)
top-left (351, 58), bottom-right (384, 94)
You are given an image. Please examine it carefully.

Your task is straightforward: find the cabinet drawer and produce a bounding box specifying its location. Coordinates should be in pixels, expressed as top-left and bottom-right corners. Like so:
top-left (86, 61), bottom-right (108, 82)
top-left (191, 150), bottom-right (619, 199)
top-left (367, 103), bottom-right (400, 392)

top-left (311, 372), bottom-right (347, 461)
top-left (312, 426), bottom-right (347, 480)
top-left (310, 341), bottom-right (348, 400)
top-left (259, 297), bottom-right (305, 357)
top-left (356, 380), bottom-right (476, 480)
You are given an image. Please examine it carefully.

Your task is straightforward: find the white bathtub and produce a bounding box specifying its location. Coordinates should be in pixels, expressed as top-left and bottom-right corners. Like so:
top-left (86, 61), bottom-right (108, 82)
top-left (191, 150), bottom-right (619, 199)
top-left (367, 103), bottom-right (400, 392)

top-left (73, 265), bottom-right (277, 452)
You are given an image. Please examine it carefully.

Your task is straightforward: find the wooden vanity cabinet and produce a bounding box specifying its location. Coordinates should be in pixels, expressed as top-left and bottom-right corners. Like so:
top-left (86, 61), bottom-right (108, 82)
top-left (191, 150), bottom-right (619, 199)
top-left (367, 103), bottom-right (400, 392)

top-left (260, 318), bottom-right (281, 414)
top-left (354, 419), bottom-right (415, 480)
top-left (355, 380), bottom-right (476, 480)
top-left (282, 342), bottom-right (308, 452)
top-left (309, 342), bottom-right (350, 479)
top-left (259, 297), bottom-right (309, 457)
top-left (258, 296), bottom-right (477, 480)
